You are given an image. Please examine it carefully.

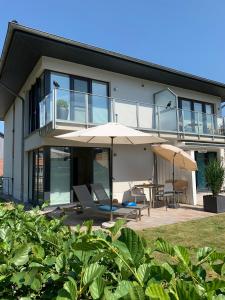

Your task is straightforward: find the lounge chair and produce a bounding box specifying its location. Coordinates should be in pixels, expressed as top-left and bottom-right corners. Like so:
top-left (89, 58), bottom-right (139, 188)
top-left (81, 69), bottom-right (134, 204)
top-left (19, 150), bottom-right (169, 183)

top-left (91, 183), bottom-right (150, 220)
top-left (73, 185), bottom-right (138, 221)
top-left (90, 183), bottom-right (110, 205)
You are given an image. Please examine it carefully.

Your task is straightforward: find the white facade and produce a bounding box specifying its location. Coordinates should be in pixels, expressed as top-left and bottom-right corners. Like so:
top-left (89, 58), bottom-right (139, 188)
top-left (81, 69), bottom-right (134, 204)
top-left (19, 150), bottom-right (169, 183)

top-left (3, 55), bottom-right (225, 205)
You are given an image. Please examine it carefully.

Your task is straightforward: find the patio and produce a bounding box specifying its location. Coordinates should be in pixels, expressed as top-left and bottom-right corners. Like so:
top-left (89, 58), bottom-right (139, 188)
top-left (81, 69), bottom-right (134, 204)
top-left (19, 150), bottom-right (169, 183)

top-left (57, 203), bottom-right (214, 230)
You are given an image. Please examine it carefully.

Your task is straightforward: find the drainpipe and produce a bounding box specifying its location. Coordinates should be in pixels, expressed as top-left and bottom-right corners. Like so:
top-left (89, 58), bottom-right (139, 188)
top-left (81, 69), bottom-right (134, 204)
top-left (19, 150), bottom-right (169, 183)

top-left (0, 82), bottom-right (25, 202)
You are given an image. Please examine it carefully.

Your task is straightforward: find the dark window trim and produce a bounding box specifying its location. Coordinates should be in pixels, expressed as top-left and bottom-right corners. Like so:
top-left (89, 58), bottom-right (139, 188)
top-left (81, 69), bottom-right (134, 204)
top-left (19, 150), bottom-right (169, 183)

top-left (48, 70), bottom-right (110, 123)
top-left (195, 151), bottom-right (217, 191)
top-left (178, 97), bottom-right (214, 114)
top-left (32, 145), bottom-right (111, 204)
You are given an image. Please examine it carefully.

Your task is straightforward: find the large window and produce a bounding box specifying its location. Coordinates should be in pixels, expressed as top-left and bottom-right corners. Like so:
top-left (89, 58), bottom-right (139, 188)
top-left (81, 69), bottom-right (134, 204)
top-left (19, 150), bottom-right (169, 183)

top-left (195, 152), bottom-right (217, 190)
top-left (30, 71), bottom-right (109, 131)
top-left (50, 147), bottom-right (71, 205)
top-left (50, 71), bottom-right (109, 124)
top-left (30, 146), bottom-right (110, 205)
top-left (29, 71), bottom-right (49, 132)
top-left (179, 98), bottom-right (214, 134)
top-left (32, 148), bottom-right (44, 205)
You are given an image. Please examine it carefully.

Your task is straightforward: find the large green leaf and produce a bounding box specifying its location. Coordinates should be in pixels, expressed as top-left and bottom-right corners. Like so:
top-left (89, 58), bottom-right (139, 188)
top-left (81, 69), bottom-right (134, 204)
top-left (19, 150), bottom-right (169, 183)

top-left (196, 247), bottom-right (213, 261)
top-left (175, 280), bottom-right (201, 300)
top-left (137, 264), bottom-right (151, 283)
top-left (32, 245), bottom-right (45, 259)
top-left (83, 263), bottom-right (106, 285)
top-left (129, 282), bottom-right (145, 300)
top-left (145, 282), bottom-right (170, 300)
top-left (149, 265), bottom-right (173, 283)
top-left (89, 277), bottom-right (105, 299)
top-left (205, 279), bottom-right (225, 293)
top-left (118, 228), bottom-right (145, 266)
top-left (114, 280), bottom-right (132, 299)
top-left (174, 245), bottom-right (190, 266)
top-left (155, 238), bottom-right (175, 256)
top-left (10, 271), bottom-right (26, 287)
top-left (63, 277), bottom-right (77, 300)
top-left (108, 219), bottom-right (126, 238)
top-left (55, 253), bottom-right (66, 272)
top-left (11, 244), bottom-right (30, 266)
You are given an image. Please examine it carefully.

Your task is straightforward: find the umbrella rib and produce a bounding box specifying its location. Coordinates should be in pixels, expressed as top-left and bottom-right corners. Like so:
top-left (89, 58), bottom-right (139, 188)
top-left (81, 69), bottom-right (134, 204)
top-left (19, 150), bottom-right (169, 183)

top-left (127, 137), bottom-right (134, 144)
top-left (86, 136), bottom-right (95, 143)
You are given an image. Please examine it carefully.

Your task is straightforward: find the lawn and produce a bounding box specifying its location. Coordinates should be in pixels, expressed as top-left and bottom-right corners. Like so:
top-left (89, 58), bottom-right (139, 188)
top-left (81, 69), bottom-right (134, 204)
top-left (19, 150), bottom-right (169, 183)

top-left (139, 213), bottom-right (225, 252)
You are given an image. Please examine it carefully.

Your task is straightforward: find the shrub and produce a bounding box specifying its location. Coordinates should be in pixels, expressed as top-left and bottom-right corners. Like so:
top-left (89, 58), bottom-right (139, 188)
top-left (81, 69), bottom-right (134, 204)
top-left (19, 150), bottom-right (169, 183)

top-left (57, 99), bottom-right (69, 109)
top-left (205, 159), bottom-right (225, 196)
top-left (0, 203), bottom-right (225, 299)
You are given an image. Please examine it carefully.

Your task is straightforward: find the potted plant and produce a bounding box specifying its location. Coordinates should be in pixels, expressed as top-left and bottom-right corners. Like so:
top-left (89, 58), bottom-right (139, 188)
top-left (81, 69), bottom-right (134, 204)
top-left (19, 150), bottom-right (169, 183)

top-left (203, 159), bottom-right (225, 213)
top-left (57, 99), bottom-right (69, 120)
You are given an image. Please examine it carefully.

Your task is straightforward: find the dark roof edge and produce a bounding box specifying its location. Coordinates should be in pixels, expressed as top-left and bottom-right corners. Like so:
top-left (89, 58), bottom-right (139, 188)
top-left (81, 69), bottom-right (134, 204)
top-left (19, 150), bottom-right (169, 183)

top-left (1, 22), bottom-right (225, 93)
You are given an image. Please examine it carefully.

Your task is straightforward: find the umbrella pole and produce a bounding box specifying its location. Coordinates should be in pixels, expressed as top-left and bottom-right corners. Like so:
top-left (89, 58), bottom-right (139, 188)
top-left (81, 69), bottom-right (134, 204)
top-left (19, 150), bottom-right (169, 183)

top-left (110, 137), bottom-right (115, 221)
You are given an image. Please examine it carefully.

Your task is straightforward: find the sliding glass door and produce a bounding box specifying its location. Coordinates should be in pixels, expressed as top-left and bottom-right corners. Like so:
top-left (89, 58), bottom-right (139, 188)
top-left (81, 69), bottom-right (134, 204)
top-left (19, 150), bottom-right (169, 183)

top-left (50, 147), bottom-right (71, 205)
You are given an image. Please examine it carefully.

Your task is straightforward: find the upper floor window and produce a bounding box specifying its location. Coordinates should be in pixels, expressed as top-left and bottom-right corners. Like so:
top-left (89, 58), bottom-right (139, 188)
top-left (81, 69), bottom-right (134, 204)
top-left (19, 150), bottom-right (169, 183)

top-left (29, 70), bottom-right (109, 133)
top-left (29, 71), bottom-right (49, 133)
top-left (178, 97), bottom-right (214, 134)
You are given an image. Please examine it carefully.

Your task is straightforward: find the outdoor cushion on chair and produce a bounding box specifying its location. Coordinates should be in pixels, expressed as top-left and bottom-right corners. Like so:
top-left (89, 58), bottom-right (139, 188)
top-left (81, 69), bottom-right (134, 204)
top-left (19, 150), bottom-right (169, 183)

top-left (99, 205), bottom-right (118, 212)
top-left (122, 201), bottom-right (137, 207)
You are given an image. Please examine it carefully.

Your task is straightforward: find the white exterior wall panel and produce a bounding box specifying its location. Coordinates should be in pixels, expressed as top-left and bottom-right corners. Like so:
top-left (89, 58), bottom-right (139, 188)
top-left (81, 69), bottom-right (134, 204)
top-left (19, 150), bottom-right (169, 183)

top-left (3, 56), bottom-right (224, 204)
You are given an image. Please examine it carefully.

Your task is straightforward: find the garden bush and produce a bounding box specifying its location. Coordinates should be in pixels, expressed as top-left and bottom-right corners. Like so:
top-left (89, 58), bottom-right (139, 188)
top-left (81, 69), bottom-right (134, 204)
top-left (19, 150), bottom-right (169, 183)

top-left (0, 203), bottom-right (225, 299)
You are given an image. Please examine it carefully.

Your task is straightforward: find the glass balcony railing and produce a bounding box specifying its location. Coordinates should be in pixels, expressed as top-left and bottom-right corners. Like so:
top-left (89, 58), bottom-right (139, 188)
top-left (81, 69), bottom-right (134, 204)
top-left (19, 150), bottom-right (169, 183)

top-left (39, 88), bottom-right (225, 137)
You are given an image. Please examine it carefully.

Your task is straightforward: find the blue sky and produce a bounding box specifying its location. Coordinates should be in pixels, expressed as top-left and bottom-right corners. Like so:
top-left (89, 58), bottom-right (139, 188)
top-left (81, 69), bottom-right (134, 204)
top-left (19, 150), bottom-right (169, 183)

top-left (1, 0), bottom-right (225, 132)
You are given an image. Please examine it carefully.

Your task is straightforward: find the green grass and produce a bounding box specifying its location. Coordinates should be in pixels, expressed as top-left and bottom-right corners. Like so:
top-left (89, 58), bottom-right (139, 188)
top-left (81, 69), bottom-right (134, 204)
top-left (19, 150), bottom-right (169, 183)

top-left (139, 213), bottom-right (225, 252)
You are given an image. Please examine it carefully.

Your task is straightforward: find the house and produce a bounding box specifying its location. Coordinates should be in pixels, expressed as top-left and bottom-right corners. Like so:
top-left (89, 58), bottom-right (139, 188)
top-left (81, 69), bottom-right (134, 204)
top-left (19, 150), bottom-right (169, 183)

top-left (0, 132), bottom-right (4, 176)
top-left (1, 21), bottom-right (225, 206)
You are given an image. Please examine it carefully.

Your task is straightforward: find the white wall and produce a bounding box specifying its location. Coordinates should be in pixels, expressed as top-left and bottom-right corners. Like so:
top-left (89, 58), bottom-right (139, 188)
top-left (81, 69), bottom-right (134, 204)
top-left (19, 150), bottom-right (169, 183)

top-left (3, 55), bottom-right (223, 203)
top-left (3, 105), bottom-right (13, 195)
top-left (42, 56), bottom-right (221, 111)
top-left (113, 144), bottom-right (154, 202)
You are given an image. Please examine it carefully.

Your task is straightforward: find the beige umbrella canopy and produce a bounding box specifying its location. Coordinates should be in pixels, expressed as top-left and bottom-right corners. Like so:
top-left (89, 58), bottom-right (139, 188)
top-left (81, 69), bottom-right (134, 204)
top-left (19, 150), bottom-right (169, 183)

top-left (56, 122), bottom-right (166, 145)
top-left (151, 144), bottom-right (197, 171)
top-left (56, 122), bottom-right (166, 220)
top-left (151, 144), bottom-right (197, 194)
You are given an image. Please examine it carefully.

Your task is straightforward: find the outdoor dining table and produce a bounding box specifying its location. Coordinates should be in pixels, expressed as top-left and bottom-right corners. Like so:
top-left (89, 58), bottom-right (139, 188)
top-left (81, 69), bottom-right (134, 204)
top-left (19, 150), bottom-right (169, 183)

top-left (134, 183), bottom-right (164, 211)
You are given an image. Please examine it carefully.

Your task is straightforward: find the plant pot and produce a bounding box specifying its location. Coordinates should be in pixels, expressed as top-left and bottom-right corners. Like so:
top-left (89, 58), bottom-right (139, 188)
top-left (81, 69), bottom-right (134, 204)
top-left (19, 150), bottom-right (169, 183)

top-left (203, 194), bottom-right (225, 213)
top-left (57, 106), bottom-right (69, 120)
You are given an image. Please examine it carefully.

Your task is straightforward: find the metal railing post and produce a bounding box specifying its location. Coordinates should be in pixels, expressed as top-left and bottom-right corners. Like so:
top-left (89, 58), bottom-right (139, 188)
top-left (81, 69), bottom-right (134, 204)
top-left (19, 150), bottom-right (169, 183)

top-left (157, 106), bottom-right (160, 131)
top-left (85, 93), bottom-right (89, 126)
top-left (211, 115), bottom-right (215, 137)
top-left (176, 107), bottom-right (179, 133)
top-left (197, 112), bottom-right (200, 136)
top-left (180, 109), bottom-right (185, 133)
top-left (52, 88), bottom-right (57, 129)
top-left (136, 102), bottom-right (139, 128)
top-left (112, 98), bottom-right (116, 122)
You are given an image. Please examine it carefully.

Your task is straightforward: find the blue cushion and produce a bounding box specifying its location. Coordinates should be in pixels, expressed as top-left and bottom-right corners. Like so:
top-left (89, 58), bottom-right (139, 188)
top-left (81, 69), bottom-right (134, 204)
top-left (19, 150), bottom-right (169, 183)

top-left (98, 205), bottom-right (118, 212)
top-left (122, 201), bottom-right (137, 207)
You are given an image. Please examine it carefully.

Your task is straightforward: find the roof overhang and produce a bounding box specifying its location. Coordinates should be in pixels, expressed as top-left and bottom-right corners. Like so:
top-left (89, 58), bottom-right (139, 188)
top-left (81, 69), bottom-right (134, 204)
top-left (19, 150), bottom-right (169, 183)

top-left (1, 22), bottom-right (225, 120)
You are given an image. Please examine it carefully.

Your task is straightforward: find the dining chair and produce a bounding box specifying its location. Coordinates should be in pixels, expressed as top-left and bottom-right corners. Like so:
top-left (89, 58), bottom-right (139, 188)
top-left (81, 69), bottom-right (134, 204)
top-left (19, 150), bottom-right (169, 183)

top-left (129, 182), bottom-right (147, 204)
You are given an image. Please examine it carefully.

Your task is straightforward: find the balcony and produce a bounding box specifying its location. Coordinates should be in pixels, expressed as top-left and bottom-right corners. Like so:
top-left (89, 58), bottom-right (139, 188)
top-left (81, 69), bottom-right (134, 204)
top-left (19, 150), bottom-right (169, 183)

top-left (39, 88), bottom-right (225, 139)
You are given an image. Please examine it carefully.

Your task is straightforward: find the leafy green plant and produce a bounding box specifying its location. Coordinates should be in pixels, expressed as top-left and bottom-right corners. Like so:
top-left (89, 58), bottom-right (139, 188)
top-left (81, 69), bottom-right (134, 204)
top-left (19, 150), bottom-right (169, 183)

top-left (57, 99), bottom-right (69, 109)
top-left (0, 203), bottom-right (225, 299)
top-left (205, 159), bottom-right (225, 196)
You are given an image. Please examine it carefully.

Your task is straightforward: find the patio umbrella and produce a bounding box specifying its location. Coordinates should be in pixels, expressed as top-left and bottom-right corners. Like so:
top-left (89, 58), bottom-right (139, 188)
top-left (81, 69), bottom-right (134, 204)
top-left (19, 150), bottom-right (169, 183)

top-left (151, 144), bottom-right (197, 192)
top-left (56, 122), bottom-right (166, 220)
